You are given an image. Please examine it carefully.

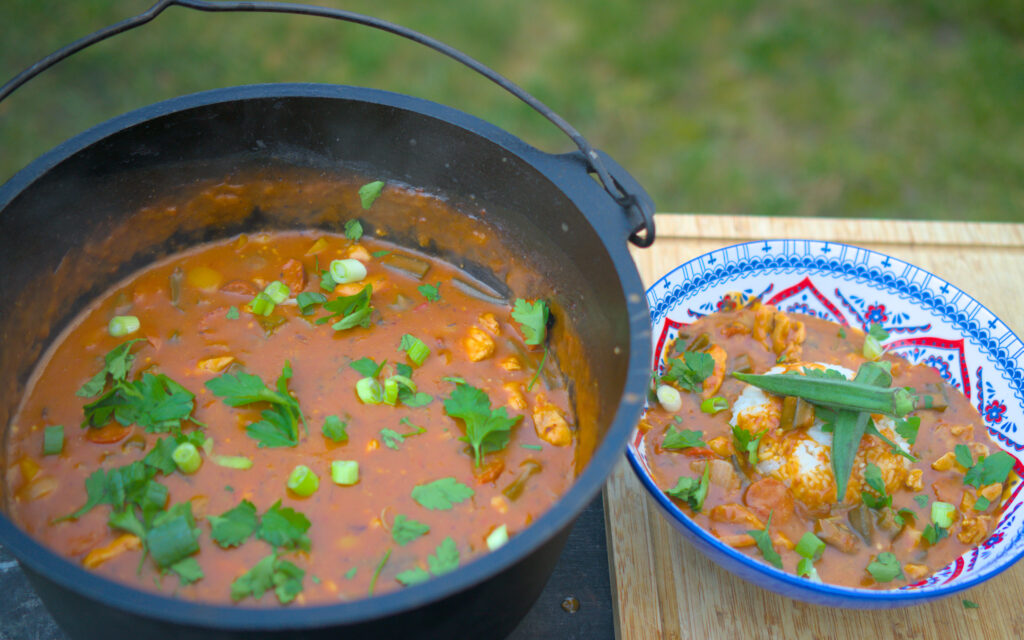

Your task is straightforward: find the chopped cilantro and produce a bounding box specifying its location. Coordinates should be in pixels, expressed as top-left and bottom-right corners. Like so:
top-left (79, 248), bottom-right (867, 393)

top-left (372, 250), bottom-right (391, 258)
top-left (427, 537), bottom-right (460, 575)
top-left (866, 552), bottom-right (903, 583)
top-left (914, 494), bottom-right (930, 509)
top-left (296, 292), bottom-right (327, 316)
top-left (894, 416), bottom-right (920, 445)
top-left (511, 299), bottom-right (549, 346)
top-left (345, 219), bottom-right (364, 241)
top-left (368, 548), bottom-right (392, 595)
top-left (660, 351), bottom-right (714, 393)
top-left (963, 451), bottom-right (1015, 488)
top-left (358, 180), bottom-right (385, 209)
top-left (838, 327), bottom-right (846, 339)
top-left (350, 356), bottom-right (386, 378)
top-left (520, 444), bottom-right (543, 451)
top-left (209, 499), bottom-right (259, 549)
top-left (666, 463), bottom-right (711, 511)
top-left (226, 306), bottom-right (240, 320)
top-left (76, 339), bottom-right (145, 398)
top-left (963, 599), bottom-right (979, 609)
top-left (391, 514), bottom-right (430, 546)
top-left (396, 566), bottom-right (431, 586)
top-left (955, 444), bottom-right (974, 469)
top-left (867, 323), bottom-right (890, 341)
top-left (411, 477), bottom-right (474, 511)
top-left (146, 502), bottom-right (201, 568)
top-left (322, 415), bottom-right (348, 443)
top-left (231, 553), bottom-right (305, 604)
top-left (319, 269), bottom-right (337, 292)
top-left (922, 523), bottom-right (949, 545)
top-left (381, 428), bottom-right (404, 450)
top-left (316, 285), bottom-right (373, 331)
top-left (443, 382), bottom-right (521, 466)
top-left (345, 567), bottom-right (357, 580)
top-left (399, 417), bottom-right (427, 436)
top-left (732, 425), bottom-right (766, 465)
top-left (82, 372), bottom-right (197, 434)
top-left (418, 282), bottom-right (441, 302)
top-left (861, 463), bottom-right (893, 509)
top-left (662, 426), bottom-right (705, 450)
top-left (747, 513), bottom-right (783, 569)
top-left (257, 500), bottom-right (311, 551)
top-left (170, 557), bottom-right (204, 585)
top-left (205, 362), bottom-right (305, 448)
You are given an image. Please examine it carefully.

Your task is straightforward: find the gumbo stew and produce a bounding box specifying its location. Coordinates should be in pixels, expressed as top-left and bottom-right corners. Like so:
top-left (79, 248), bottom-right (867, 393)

top-left (4, 182), bottom-right (578, 605)
top-left (641, 295), bottom-right (1020, 588)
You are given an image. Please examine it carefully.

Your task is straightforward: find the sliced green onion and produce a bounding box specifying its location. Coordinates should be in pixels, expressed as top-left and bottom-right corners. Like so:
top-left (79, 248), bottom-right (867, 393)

top-left (42, 425), bottom-right (64, 456)
top-left (383, 377), bottom-right (399, 406)
top-left (400, 334), bottom-right (431, 366)
top-left (656, 385), bottom-right (682, 413)
top-left (932, 501), bottom-right (956, 529)
top-left (264, 280), bottom-right (290, 304)
top-left (356, 377), bottom-right (383, 404)
top-left (329, 259), bottom-right (368, 285)
top-left (287, 465), bottom-right (320, 497)
top-left (172, 442), bottom-right (202, 474)
top-left (700, 397), bottom-right (728, 414)
top-left (331, 460), bottom-right (359, 485)
top-left (108, 315), bottom-right (140, 337)
top-left (795, 532), bottom-right (826, 561)
top-left (250, 292), bottom-right (275, 316)
top-left (213, 455), bottom-right (253, 470)
top-left (797, 557), bottom-right (822, 582)
top-left (201, 437), bottom-right (214, 456)
top-left (296, 291), bottom-right (327, 315)
top-left (486, 524), bottom-right (509, 551)
top-left (863, 335), bottom-right (884, 361)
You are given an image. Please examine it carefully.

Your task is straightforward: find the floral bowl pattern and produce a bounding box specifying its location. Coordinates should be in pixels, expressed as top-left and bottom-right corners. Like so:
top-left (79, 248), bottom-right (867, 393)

top-left (627, 239), bottom-right (1024, 608)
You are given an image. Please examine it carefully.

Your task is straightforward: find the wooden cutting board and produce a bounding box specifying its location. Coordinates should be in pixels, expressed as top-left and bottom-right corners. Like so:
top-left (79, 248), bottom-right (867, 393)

top-left (604, 214), bottom-right (1024, 640)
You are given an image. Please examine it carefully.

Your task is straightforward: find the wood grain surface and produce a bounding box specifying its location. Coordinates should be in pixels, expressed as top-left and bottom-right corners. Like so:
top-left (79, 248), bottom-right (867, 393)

top-left (605, 214), bottom-right (1024, 640)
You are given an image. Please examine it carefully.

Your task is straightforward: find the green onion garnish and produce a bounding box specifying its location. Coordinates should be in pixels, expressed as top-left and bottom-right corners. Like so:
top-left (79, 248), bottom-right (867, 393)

top-left (700, 397), bottom-right (728, 414)
top-left (213, 455), bottom-right (253, 470)
top-left (329, 259), bottom-right (368, 285)
top-left (356, 377), bottom-right (384, 404)
top-left (400, 334), bottom-right (431, 367)
top-left (42, 425), bottom-right (64, 456)
top-left (932, 501), bottom-right (955, 529)
top-left (264, 280), bottom-right (290, 304)
top-left (486, 524), bottom-right (509, 551)
top-left (108, 315), bottom-right (140, 337)
top-left (172, 442), bottom-right (202, 474)
top-left (656, 385), bottom-right (682, 412)
top-left (287, 465), bottom-right (320, 497)
top-left (331, 460), bottom-right (359, 485)
top-left (250, 292), bottom-right (275, 316)
top-left (296, 291), bottom-right (327, 315)
top-left (795, 531), bottom-right (826, 560)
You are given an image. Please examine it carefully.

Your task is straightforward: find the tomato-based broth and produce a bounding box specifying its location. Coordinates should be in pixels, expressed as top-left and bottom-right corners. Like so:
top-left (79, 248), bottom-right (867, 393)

top-left (641, 296), bottom-right (1019, 589)
top-left (4, 219), bottom-right (577, 604)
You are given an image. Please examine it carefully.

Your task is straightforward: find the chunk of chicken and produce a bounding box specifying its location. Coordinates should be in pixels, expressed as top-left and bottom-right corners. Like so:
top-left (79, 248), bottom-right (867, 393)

top-left (499, 356), bottom-right (523, 372)
top-left (478, 312), bottom-right (501, 335)
top-left (957, 515), bottom-right (993, 546)
top-left (503, 382), bottom-right (527, 411)
top-left (464, 326), bottom-right (496, 362)
top-left (532, 396), bottom-right (572, 446)
top-left (709, 503), bottom-right (765, 529)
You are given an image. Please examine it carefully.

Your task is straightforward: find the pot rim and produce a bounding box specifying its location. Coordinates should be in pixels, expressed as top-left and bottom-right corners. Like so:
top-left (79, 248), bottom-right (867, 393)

top-left (0, 83), bottom-right (652, 630)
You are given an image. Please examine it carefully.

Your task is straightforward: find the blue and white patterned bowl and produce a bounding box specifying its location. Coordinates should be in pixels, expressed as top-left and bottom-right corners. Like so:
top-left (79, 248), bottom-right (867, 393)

top-left (627, 239), bottom-right (1024, 608)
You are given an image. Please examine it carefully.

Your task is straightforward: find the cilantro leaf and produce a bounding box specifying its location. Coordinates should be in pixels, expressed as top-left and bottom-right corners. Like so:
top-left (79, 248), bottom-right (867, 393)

top-left (206, 363), bottom-right (304, 448)
top-left (862, 463), bottom-right (893, 510)
top-left (209, 499), bottom-right (259, 549)
top-left (747, 513), bottom-right (783, 569)
top-left (895, 416), bottom-right (920, 445)
top-left (258, 500), bottom-right (311, 551)
top-left (391, 514), bottom-right (430, 546)
top-left (662, 426), bottom-right (705, 450)
top-left (316, 285), bottom-right (373, 331)
top-left (231, 554), bottom-right (304, 604)
top-left (427, 537), bottom-right (460, 576)
top-left (867, 323), bottom-right (890, 341)
top-left (443, 382), bottom-right (520, 466)
top-left (964, 451), bottom-right (1015, 488)
top-left (358, 180), bottom-right (385, 209)
top-left (345, 219), bottom-right (364, 241)
top-left (732, 425), bottom-right (766, 465)
top-left (866, 552), bottom-right (904, 583)
top-left (666, 462), bottom-right (711, 511)
top-left (82, 373), bottom-right (196, 433)
top-left (350, 357), bottom-right (385, 378)
top-left (955, 444), bottom-right (974, 469)
top-left (511, 299), bottom-right (549, 346)
top-left (418, 282), bottom-right (441, 302)
top-left (396, 567), bottom-right (431, 586)
top-left (226, 306), bottom-right (240, 320)
top-left (322, 415), bottom-right (348, 443)
top-left (296, 292), bottom-right (327, 316)
top-left (76, 339), bottom-right (146, 397)
top-left (320, 269), bottom-right (337, 292)
top-left (922, 523), bottom-right (949, 545)
top-left (170, 557), bottom-right (204, 585)
top-left (381, 428), bottom-right (404, 450)
top-left (272, 558), bottom-right (305, 604)
top-left (963, 599), bottom-right (979, 609)
top-left (914, 494), bottom-right (930, 509)
top-left (411, 477), bottom-right (475, 511)
top-left (143, 437), bottom-right (180, 475)
top-left (660, 351), bottom-right (714, 393)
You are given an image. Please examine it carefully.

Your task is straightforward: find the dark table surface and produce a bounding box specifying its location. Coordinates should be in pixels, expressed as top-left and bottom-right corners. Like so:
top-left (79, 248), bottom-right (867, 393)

top-left (0, 495), bottom-right (614, 640)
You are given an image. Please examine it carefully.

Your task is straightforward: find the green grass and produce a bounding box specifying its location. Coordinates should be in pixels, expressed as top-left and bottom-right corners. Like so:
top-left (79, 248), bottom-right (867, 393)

top-left (2, 0), bottom-right (1022, 220)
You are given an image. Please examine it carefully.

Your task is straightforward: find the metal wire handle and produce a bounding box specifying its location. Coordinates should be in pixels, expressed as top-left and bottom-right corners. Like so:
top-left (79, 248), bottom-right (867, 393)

top-left (0, 0), bottom-right (656, 246)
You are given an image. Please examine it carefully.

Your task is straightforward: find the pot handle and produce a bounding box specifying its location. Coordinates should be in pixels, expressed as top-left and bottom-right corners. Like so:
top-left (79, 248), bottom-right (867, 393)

top-left (0, 0), bottom-right (656, 247)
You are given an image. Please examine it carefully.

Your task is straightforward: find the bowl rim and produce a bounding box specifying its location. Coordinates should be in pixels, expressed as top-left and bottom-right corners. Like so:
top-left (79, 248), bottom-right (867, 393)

top-left (0, 83), bottom-right (653, 629)
top-left (628, 237), bottom-right (1024, 603)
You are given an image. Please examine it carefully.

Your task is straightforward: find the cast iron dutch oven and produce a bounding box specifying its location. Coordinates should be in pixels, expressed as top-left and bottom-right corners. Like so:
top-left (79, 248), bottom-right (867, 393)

top-left (0, 1), bottom-right (655, 638)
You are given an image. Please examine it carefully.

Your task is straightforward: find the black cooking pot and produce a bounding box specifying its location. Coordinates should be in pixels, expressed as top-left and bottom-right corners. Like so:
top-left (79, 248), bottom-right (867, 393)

top-left (0, 2), bottom-right (654, 639)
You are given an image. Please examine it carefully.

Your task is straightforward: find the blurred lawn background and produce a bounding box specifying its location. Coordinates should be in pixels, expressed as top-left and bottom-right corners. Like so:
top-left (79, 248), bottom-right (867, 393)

top-left (1, 0), bottom-right (1022, 220)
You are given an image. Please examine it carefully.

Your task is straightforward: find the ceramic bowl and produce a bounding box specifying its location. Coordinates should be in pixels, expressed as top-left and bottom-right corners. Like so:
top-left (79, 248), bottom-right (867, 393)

top-left (627, 239), bottom-right (1024, 608)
